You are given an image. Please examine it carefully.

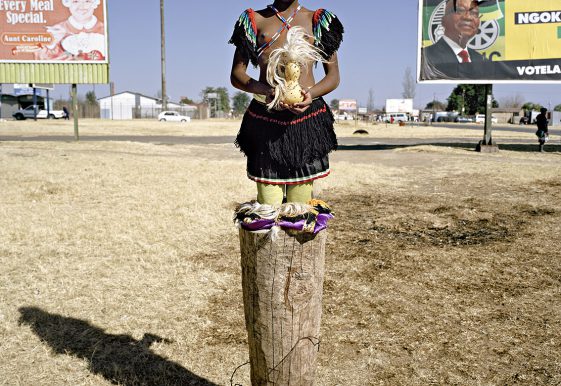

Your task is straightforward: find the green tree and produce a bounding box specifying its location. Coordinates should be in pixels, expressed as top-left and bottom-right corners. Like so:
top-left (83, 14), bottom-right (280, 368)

top-left (216, 87), bottom-right (230, 112)
top-left (425, 100), bottom-right (446, 111)
top-left (554, 104), bottom-right (561, 112)
top-left (180, 96), bottom-right (195, 105)
top-left (85, 90), bottom-right (98, 106)
top-left (329, 99), bottom-right (339, 111)
top-left (446, 85), bottom-right (498, 115)
top-left (232, 92), bottom-right (251, 115)
top-left (522, 102), bottom-right (543, 111)
top-left (201, 86), bottom-right (230, 116)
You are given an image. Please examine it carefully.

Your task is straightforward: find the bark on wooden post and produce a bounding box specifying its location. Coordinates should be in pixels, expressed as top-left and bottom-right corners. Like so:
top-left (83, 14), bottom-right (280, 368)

top-left (239, 228), bottom-right (327, 385)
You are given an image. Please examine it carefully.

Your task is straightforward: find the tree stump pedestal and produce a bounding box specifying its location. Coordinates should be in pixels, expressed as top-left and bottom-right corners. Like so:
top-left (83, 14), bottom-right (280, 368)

top-left (239, 228), bottom-right (327, 386)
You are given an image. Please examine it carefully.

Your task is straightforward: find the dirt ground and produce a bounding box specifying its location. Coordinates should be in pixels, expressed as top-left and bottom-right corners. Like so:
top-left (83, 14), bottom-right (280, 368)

top-left (1, 119), bottom-right (560, 385)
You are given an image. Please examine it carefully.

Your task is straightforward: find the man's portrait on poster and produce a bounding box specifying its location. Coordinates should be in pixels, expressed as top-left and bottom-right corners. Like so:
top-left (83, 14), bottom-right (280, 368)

top-left (421, 0), bottom-right (487, 80)
top-left (34, 0), bottom-right (105, 61)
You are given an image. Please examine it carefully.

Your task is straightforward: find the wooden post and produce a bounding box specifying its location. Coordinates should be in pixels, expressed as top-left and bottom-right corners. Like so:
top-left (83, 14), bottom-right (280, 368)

top-left (239, 229), bottom-right (327, 385)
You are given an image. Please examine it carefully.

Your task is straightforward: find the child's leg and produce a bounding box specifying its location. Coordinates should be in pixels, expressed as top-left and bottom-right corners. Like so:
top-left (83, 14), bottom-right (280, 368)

top-left (286, 182), bottom-right (313, 203)
top-left (257, 183), bottom-right (284, 206)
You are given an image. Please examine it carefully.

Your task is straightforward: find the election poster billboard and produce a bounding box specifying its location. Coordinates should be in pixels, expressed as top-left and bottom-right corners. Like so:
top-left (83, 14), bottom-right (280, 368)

top-left (418, 0), bottom-right (561, 83)
top-left (0, 0), bottom-right (108, 63)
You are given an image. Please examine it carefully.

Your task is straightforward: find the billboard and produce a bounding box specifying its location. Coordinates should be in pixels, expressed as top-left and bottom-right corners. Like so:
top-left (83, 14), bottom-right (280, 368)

top-left (339, 99), bottom-right (357, 111)
top-left (0, 0), bottom-right (108, 63)
top-left (386, 99), bottom-right (414, 113)
top-left (418, 0), bottom-right (561, 83)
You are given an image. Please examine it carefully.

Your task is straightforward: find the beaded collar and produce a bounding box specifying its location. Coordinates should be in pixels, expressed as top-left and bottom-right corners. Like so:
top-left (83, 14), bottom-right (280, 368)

top-left (257, 4), bottom-right (303, 58)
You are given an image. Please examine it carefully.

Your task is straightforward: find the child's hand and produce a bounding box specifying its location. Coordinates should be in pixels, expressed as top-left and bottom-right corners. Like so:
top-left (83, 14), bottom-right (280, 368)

top-left (289, 89), bottom-right (312, 114)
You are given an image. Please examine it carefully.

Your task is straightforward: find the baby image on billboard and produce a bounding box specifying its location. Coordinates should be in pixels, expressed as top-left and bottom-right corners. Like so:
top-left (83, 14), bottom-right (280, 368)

top-left (0, 0), bottom-right (108, 63)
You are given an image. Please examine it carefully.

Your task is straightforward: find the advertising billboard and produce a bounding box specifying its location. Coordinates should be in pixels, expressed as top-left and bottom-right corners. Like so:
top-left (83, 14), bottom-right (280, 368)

top-left (0, 0), bottom-right (108, 63)
top-left (418, 0), bottom-right (561, 83)
top-left (386, 99), bottom-right (414, 113)
top-left (339, 99), bottom-right (357, 111)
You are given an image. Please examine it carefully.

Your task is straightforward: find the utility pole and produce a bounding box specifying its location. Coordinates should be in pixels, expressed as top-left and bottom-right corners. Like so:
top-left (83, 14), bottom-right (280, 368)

top-left (160, 0), bottom-right (167, 111)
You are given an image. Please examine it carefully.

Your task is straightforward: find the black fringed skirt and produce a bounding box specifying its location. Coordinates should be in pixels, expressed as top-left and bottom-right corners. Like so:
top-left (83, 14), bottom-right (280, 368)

top-left (235, 97), bottom-right (338, 185)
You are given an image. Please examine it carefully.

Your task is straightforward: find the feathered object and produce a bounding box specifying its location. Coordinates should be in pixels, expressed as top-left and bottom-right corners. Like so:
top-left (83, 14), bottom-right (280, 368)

top-left (266, 26), bottom-right (327, 110)
top-left (233, 200), bottom-right (334, 241)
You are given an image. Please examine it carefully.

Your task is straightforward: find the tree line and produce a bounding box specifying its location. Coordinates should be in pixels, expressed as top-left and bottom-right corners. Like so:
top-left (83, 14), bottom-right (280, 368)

top-left (427, 84), bottom-right (561, 116)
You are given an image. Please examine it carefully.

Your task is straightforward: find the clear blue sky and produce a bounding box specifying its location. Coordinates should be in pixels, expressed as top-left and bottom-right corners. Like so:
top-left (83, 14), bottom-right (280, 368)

top-left (68, 0), bottom-right (560, 109)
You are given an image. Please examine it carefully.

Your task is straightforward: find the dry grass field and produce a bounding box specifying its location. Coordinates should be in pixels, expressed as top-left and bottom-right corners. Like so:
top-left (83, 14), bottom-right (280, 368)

top-left (1, 119), bottom-right (560, 385)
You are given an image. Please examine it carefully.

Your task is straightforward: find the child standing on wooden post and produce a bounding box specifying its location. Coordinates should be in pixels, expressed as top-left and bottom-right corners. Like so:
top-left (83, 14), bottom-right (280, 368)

top-left (229, 0), bottom-right (344, 206)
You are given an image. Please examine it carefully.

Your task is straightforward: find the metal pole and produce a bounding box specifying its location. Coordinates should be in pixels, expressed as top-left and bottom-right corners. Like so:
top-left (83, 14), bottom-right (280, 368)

top-left (476, 84), bottom-right (499, 152)
top-left (160, 0), bottom-right (167, 111)
top-left (355, 101), bottom-right (358, 129)
top-left (483, 84), bottom-right (493, 145)
top-left (72, 83), bottom-right (79, 141)
top-left (432, 93), bottom-right (435, 125)
top-left (110, 81), bottom-right (115, 120)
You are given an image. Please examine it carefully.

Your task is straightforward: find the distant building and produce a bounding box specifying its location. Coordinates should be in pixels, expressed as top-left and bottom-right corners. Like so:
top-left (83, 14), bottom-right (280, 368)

top-left (0, 84), bottom-right (53, 119)
top-left (98, 91), bottom-right (196, 120)
top-left (491, 108), bottom-right (524, 124)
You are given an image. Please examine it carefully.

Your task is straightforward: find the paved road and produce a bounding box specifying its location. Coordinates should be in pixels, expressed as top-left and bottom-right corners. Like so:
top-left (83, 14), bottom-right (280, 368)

top-left (0, 134), bottom-right (553, 146)
top-left (418, 122), bottom-right (561, 135)
top-left (2, 121), bottom-right (560, 149)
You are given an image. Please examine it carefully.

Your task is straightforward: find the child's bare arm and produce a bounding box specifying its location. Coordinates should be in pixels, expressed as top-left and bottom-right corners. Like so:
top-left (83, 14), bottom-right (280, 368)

top-left (230, 49), bottom-right (273, 96)
top-left (309, 53), bottom-right (340, 99)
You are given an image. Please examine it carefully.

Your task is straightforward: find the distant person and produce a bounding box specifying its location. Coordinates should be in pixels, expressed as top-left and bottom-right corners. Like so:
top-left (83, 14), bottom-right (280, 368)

top-left (420, 0), bottom-right (486, 80)
top-left (535, 107), bottom-right (549, 152)
top-left (62, 106), bottom-right (70, 120)
top-left (35, 0), bottom-right (105, 61)
top-left (229, 0), bottom-right (343, 205)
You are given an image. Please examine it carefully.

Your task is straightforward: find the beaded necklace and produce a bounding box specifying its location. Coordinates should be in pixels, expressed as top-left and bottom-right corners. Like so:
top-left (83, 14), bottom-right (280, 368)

top-left (257, 4), bottom-right (303, 58)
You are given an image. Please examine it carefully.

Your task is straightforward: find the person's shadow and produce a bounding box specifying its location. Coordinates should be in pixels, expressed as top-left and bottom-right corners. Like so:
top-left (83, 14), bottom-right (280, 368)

top-left (18, 307), bottom-right (218, 386)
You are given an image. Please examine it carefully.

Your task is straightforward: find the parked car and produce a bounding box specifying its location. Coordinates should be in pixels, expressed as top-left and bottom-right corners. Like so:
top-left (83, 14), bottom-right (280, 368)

top-left (158, 111), bottom-right (190, 122)
top-left (337, 114), bottom-right (353, 121)
top-left (12, 105), bottom-right (65, 120)
top-left (519, 116), bottom-right (529, 125)
top-left (475, 114), bottom-right (498, 124)
top-left (454, 116), bottom-right (474, 123)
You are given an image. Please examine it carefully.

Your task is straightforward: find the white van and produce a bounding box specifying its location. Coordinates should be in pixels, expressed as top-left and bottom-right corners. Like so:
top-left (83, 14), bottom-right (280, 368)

top-left (475, 114), bottom-right (498, 124)
top-left (386, 113), bottom-right (408, 123)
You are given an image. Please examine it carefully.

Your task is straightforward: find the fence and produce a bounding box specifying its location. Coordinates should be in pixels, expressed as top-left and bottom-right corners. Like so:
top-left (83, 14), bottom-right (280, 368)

top-left (99, 104), bottom-right (199, 120)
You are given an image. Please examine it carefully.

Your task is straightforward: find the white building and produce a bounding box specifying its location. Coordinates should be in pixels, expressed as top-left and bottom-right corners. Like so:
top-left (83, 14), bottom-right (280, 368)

top-left (98, 91), bottom-right (196, 120)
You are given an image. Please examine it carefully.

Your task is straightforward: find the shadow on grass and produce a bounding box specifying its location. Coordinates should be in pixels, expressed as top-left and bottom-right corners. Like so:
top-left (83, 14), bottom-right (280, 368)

top-left (337, 142), bottom-right (561, 154)
top-left (18, 306), bottom-right (217, 386)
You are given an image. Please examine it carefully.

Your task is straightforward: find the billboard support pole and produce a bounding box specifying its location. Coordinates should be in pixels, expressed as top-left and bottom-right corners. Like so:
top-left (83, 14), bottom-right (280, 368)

top-left (72, 84), bottom-right (79, 141)
top-left (476, 84), bottom-right (499, 153)
top-left (484, 84), bottom-right (493, 144)
top-left (33, 87), bottom-right (37, 121)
